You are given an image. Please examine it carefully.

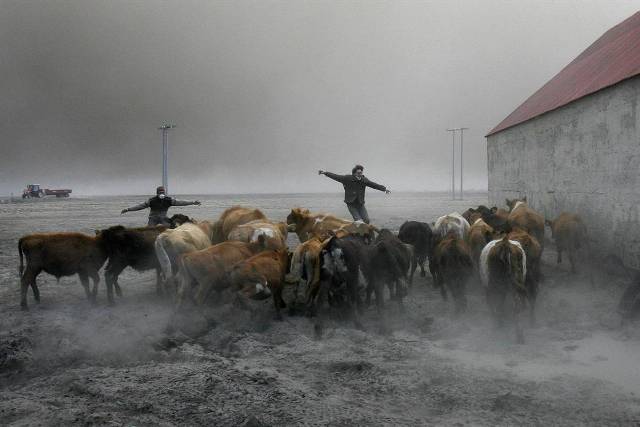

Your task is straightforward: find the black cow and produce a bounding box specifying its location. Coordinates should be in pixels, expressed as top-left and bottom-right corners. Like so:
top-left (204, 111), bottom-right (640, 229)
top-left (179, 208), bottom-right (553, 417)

top-left (315, 234), bottom-right (369, 333)
top-left (363, 229), bottom-right (411, 311)
top-left (398, 221), bottom-right (433, 285)
top-left (98, 214), bottom-right (189, 304)
top-left (98, 225), bottom-right (166, 304)
top-left (619, 274), bottom-right (640, 323)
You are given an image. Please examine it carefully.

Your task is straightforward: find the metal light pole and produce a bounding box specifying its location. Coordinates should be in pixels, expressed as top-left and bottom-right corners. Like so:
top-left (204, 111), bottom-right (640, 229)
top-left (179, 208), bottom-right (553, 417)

top-left (459, 127), bottom-right (469, 201)
top-left (446, 129), bottom-right (457, 200)
top-left (158, 124), bottom-right (176, 194)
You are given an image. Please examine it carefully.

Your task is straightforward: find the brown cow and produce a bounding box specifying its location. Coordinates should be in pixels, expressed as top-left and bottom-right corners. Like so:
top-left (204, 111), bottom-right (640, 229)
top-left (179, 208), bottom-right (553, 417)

top-left (286, 208), bottom-right (352, 242)
top-left (545, 212), bottom-right (588, 273)
top-left (176, 239), bottom-right (266, 308)
top-left (485, 207), bottom-right (511, 233)
top-left (287, 236), bottom-right (327, 315)
top-left (18, 233), bottom-right (107, 310)
top-left (506, 197), bottom-right (545, 247)
top-left (211, 206), bottom-right (267, 244)
top-left (228, 249), bottom-right (290, 320)
top-left (227, 220), bottom-right (288, 250)
top-left (507, 229), bottom-right (542, 324)
top-left (479, 236), bottom-right (528, 343)
top-left (468, 218), bottom-right (495, 267)
top-left (155, 220), bottom-right (216, 296)
top-left (432, 233), bottom-right (474, 313)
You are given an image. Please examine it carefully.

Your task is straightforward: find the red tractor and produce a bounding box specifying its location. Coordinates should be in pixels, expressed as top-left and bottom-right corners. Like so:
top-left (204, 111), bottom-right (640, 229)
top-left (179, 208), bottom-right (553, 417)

top-left (22, 184), bottom-right (72, 198)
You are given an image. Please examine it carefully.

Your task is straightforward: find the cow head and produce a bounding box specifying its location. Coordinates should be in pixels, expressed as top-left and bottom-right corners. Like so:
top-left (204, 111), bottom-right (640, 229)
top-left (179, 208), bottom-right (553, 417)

top-left (169, 214), bottom-right (193, 228)
top-left (545, 218), bottom-right (556, 238)
top-left (321, 237), bottom-right (348, 276)
top-left (286, 208), bottom-right (310, 227)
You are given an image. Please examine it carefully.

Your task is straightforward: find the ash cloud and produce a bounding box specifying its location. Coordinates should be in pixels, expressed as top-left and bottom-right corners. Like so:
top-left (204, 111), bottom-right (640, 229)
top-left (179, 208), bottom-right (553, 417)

top-left (1, 0), bottom-right (637, 195)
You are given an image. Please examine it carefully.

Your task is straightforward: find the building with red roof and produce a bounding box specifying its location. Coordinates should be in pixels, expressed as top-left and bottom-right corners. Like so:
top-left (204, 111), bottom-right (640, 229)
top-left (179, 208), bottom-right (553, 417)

top-left (486, 11), bottom-right (640, 268)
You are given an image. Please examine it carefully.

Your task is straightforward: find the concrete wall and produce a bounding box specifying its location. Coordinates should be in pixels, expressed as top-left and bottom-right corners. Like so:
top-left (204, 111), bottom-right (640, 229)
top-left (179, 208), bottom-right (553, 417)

top-left (487, 76), bottom-right (640, 267)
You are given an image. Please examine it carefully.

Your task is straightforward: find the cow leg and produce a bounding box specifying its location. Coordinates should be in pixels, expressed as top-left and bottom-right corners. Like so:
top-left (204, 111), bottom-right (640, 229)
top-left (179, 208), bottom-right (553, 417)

top-left (386, 281), bottom-right (395, 301)
top-left (428, 258), bottom-right (439, 288)
top-left (419, 255), bottom-right (427, 277)
top-left (347, 274), bottom-right (365, 330)
top-left (396, 279), bottom-right (407, 312)
top-left (290, 279), bottom-right (301, 316)
top-left (273, 287), bottom-right (284, 321)
top-left (20, 267), bottom-right (40, 310)
top-left (313, 281), bottom-right (330, 338)
top-left (568, 250), bottom-right (577, 274)
top-left (486, 286), bottom-right (505, 328)
top-left (451, 279), bottom-right (467, 314)
top-left (439, 277), bottom-right (448, 301)
top-left (305, 280), bottom-right (321, 317)
top-left (30, 279), bottom-right (41, 303)
top-left (515, 315), bottom-right (524, 344)
top-left (528, 278), bottom-right (538, 327)
top-left (113, 281), bottom-right (123, 297)
top-left (78, 272), bottom-right (93, 302)
top-left (407, 255), bottom-right (416, 286)
top-left (365, 280), bottom-right (374, 308)
top-left (104, 261), bottom-right (126, 306)
top-left (155, 269), bottom-right (163, 297)
top-left (373, 278), bottom-right (386, 313)
top-left (514, 295), bottom-right (525, 344)
top-left (89, 271), bottom-right (100, 304)
top-left (557, 250), bottom-right (562, 264)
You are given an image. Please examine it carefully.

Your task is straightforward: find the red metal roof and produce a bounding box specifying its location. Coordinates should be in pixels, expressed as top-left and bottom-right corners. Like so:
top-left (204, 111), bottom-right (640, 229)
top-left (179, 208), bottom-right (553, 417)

top-left (487, 11), bottom-right (640, 136)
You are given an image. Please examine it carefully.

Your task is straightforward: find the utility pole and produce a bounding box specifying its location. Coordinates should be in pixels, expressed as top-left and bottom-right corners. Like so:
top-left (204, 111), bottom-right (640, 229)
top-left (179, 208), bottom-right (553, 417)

top-left (459, 127), bottom-right (469, 200)
top-left (446, 129), bottom-right (457, 200)
top-left (447, 127), bottom-right (468, 201)
top-left (158, 124), bottom-right (176, 194)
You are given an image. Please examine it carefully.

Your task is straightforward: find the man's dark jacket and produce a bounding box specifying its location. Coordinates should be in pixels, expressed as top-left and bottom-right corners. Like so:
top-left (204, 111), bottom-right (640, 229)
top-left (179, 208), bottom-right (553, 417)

top-left (323, 172), bottom-right (386, 204)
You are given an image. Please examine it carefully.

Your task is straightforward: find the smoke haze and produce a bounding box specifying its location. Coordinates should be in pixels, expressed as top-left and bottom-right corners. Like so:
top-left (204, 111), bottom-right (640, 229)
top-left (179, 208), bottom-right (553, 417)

top-left (1, 0), bottom-right (637, 195)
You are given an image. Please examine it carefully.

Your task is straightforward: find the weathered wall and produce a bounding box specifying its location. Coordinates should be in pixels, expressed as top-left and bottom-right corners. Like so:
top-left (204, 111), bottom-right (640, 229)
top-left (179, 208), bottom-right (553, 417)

top-left (487, 76), bottom-right (640, 267)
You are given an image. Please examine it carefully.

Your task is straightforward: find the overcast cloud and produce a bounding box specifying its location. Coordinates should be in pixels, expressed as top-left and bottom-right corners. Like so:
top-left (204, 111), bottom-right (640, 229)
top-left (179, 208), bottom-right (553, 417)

top-left (1, 0), bottom-right (638, 195)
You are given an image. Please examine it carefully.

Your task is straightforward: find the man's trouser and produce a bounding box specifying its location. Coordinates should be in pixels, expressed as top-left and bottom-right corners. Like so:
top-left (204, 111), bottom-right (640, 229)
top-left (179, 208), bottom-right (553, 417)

top-left (346, 202), bottom-right (370, 224)
top-left (148, 215), bottom-right (170, 227)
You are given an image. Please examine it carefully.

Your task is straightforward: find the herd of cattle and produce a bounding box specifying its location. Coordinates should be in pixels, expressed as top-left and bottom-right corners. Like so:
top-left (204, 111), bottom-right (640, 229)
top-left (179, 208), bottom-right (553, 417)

top-left (16, 198), bottom-right (589, 343)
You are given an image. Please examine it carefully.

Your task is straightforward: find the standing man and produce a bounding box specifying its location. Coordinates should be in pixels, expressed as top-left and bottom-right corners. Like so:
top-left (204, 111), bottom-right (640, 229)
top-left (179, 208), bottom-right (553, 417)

top-left (121, 186), bottom-right (201, 226)
top-left (318, 165), bottom-right (390, 224)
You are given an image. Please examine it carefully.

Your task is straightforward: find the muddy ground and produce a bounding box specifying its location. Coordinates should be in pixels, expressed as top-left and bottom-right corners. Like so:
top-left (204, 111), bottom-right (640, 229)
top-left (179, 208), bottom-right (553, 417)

top-left (1, 193), bottom-right (640, 426)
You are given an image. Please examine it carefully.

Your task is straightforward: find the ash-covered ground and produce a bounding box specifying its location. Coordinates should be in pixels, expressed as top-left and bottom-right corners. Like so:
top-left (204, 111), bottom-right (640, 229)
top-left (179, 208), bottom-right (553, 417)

top-left (1, 193), bottom-right (640, 426)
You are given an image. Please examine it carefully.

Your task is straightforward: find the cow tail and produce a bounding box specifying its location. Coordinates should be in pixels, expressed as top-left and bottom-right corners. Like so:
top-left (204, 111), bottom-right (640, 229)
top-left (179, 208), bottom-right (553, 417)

top-left (154, 234), bottom-right (173, 280)
top-left (18, 238), bottom-right (25, 277)
top-left (380, 245), bottom-right (404, 280)
top-left (289, 248), bottom-right (302, 282)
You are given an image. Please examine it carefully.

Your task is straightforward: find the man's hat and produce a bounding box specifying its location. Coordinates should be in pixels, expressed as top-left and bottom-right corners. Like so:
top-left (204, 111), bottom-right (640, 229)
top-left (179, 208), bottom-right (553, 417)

top-left (156, 186), bottom-right (166, 194)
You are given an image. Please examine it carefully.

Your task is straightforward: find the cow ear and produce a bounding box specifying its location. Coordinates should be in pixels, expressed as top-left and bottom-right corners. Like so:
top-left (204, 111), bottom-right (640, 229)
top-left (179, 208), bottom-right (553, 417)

top-left (490, 206), bottom-right (497, 213)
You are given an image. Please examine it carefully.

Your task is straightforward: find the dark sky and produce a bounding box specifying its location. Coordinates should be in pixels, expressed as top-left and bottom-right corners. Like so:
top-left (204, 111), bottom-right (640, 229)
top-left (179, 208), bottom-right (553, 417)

top-left (1, 0), bottom-right (637, 195)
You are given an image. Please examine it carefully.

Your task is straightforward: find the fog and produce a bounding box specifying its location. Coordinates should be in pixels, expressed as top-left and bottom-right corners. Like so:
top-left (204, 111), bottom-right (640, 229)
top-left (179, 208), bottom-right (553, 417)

top-left (1, 0), bottom-right (638, 195)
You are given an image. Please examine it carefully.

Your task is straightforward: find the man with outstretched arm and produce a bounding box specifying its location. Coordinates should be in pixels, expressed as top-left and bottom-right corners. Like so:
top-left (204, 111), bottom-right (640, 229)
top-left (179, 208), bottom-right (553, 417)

top-left (121, 186), bottom-right (201, 226)
top-left (318, 164), bottom-right (390, 224)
